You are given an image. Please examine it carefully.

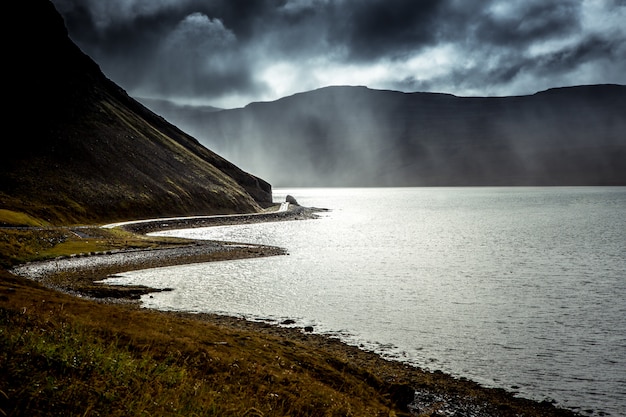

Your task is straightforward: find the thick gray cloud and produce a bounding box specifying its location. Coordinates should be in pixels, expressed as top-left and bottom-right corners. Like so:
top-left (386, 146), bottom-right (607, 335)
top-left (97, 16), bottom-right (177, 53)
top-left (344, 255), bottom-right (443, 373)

top-left (332, 0), bottom-right (444, 60)
top-left (51, 0), bottom-right (626, 108)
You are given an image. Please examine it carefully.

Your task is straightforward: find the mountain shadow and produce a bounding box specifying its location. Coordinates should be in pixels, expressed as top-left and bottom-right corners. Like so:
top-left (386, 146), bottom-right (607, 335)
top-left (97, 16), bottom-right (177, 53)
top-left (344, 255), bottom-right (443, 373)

top-left (154, 85), bottom-right (626, 187)
top-left (2, 0), bottom-right (272, 225)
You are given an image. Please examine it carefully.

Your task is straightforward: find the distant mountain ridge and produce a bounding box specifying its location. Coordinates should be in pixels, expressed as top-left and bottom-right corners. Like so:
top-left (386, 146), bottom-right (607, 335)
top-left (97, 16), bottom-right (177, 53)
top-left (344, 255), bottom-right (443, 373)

top-left (136, 98), bottom-right (223, 117)
top-left (2, 0), bottom-right (271, 225)
top-left (148, 84), bottom-right (626, 187)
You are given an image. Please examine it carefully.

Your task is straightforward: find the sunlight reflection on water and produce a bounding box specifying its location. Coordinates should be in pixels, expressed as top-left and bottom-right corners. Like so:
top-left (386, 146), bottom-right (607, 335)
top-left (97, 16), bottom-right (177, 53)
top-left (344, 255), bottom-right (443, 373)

top-left (102, 187), bottom-right (626, 416)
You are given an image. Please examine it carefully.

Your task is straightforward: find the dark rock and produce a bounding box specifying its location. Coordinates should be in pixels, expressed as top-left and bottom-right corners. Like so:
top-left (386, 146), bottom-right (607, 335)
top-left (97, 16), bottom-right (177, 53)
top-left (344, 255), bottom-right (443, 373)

top-left (286, 195), bottom-right (299, 205)
top-left (387, 383), bottom-right (416, 411)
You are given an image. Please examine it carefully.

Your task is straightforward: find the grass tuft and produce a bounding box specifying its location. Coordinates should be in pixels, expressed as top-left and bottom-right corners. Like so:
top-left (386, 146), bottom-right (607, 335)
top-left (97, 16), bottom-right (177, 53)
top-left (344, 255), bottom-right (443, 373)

top-left (0, 209), bottom-right (48, 227)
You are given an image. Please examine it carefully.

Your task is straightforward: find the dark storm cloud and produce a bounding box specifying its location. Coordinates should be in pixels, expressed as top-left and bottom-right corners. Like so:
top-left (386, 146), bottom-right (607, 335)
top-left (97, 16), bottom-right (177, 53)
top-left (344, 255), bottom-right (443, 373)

top-left (473, 1), bottom-right (581, 47)
top-left (534, 34), bottom-right (623, 74)
top-left (332, 0), bottom-right (444, 60)
top-left (391, 0), bottom-right (625, 96)
top-left (50, 0), bottom-right (626, 107)
top-left (52, 0), bottom-right (274, 101)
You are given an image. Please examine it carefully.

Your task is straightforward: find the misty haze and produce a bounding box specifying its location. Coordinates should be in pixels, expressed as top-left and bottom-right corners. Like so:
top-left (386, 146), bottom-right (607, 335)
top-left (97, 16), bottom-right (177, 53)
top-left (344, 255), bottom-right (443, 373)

top-left (138, 84), bottom-right (626, 187)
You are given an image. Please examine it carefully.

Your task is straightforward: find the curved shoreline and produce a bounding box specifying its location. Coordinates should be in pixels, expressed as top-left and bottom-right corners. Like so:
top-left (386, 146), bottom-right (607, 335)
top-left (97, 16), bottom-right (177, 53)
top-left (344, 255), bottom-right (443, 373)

top-left (11, 240), bottom-right (286, 300)
top-left (10, 205), bottom-right (319, 300)
top-left (8, 207), bottom-right (584, 416)
top-left (106, 203), bottom-right (324, 234)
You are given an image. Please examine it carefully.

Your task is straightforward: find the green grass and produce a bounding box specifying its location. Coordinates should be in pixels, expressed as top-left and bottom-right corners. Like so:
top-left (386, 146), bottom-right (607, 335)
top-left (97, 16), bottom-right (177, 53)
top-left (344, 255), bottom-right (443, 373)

top-left (0, 209), bottom-right (48, 227)
top-left (0, 226), bottom-right (190, 269)
top-left (1, 308), bottom-right (225, 416)
top-left (0, 229), bottom-right (66, 269)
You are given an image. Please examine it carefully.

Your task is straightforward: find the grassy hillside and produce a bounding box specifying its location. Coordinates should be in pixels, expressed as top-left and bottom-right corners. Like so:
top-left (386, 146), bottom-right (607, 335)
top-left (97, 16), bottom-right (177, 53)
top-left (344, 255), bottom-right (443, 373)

top-left (1, 0), bottom-right (271, 226)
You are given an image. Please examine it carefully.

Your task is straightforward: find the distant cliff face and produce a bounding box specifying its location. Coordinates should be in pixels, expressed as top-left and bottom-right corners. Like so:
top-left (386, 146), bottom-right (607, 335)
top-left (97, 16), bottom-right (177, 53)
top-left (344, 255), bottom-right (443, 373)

top-left (154, 85), bottom-right (626, 187)
top-left (1, 0), bottom-right (272, 225)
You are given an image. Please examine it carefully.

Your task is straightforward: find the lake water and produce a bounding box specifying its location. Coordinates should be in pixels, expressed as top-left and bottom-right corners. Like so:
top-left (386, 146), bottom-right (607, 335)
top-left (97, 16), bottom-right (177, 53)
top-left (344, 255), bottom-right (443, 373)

top-left (102, 187), bottom-right (626, 416)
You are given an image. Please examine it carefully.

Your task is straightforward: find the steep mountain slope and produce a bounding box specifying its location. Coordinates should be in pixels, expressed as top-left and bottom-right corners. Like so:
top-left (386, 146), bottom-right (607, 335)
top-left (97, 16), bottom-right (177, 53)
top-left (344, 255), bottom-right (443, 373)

top-left (157, 85), bottom-right (626, 187)
top-left (2, 0), bottom-right (271, 225)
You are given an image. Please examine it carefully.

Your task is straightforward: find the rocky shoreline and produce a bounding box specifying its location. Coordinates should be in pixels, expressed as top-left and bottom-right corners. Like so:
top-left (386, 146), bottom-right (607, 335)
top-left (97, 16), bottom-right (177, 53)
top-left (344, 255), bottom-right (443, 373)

top-left (9, 205), bottom-right (584, 416)
top-left (11, 240), bottom-right (286, 300)
top-left (184, 310), bottom-right (585, 417)
top-left (10, 205), bottom-right (320, 300)
top-left (111, 203), bottom-right (324, 234)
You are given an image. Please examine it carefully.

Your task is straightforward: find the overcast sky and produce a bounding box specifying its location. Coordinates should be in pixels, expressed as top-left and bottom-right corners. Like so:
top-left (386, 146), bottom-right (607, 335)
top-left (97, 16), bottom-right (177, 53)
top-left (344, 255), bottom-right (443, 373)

top-left (51, 0), bottom-right (626, 109)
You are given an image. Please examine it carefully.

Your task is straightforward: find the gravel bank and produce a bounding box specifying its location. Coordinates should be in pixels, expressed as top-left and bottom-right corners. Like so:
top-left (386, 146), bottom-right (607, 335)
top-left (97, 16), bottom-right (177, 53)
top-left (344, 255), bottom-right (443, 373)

top-left (110, 204), bottom-right (324, 234)
top-left (10, 240), bottom-right (286, 300)
top-left (11, 205), bottom-right (323, 298)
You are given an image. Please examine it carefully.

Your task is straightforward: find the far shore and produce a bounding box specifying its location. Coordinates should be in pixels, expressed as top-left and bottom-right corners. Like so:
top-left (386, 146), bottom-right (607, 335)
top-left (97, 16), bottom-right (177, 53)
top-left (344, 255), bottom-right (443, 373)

top-left (7, 204), bottom-right (584, 417)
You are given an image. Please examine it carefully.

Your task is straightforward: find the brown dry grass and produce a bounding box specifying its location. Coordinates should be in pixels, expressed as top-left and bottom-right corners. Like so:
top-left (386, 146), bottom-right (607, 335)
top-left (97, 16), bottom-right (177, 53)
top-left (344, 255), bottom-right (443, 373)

top-left (0, 269), bottom-right (404, 416)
